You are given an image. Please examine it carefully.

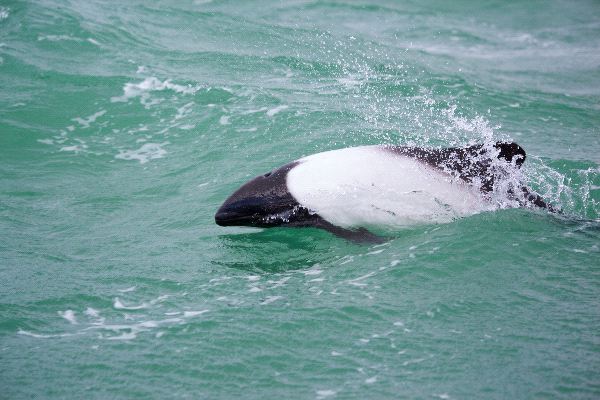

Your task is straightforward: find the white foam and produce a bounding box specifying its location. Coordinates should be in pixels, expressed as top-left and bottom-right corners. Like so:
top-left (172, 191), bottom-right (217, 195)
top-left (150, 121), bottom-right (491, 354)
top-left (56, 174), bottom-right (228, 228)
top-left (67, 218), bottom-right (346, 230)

top-left (266, 105), bottom-right (288, 117)
top-left (17, 330), bottom-right (75, 339)
top-left (246, 275), bottom-right (261, 281)
top-left (58, 310), bottom-right (77, 324)
top-left (183, 310), bottom-right (209, 318)
top-left (37, 139), bottom-right (53, 145)
top-left (365, 376), bottom-right (377, 384)
top-left (348, 271), bottom-right (376, 284)
top-left (248, 286), bottom-right (262, 293)
top-left (115, 142), bottom-right (168, 164)
top-left (22, 305), bottom-right (197, 341)
top-left (219, 115), bottom-right (230, 125)
top-left (339, 255), bottom-right (354, 265)
top-left (110, 77), bottom-right (200, 104)
top-left (338, 76), bottom-right (363, 88)
top-left (261, 296), bottom-right (282, 305)
top-left (402, 357), bottom-right (428, 366)
top-left (302, 268), bottom-right (322, 276)
top-left (316, 390), bottom-right (336, 399)
top-left (85, 315), bottom-right (183, 340)
top-left (267, 276), bottom-right (290, 289)
top-left (38, 34), bottom-right (83, 42)
top-left (118, 286), bottom-right (137, 293)
top-left (241, 107), bottom-right (268, 115)
top-left (84, 307), bottom-right (99, 317)
top-left (175, 102), bottom-right (194, 120)
top-left (210, 276), bottom-right (231, 283)
top-left (366, 249), bottom-right (384, 255)
top-left (113, 298), bottom-right (148, 310)
top-left (139, 321), bottom-right (159, 328)
top-left (87, 38), bottom-right (100, 46)
top-left (0, 7), bottom-right (9, 21)
top-left (106, 332), bottom-right (137, 340)
top-left (72, 110), bottom-right (106, 128)
top-left (85, 308), bottom-right (105, 325)
top-left (59, 144), bottom-right (88, 153)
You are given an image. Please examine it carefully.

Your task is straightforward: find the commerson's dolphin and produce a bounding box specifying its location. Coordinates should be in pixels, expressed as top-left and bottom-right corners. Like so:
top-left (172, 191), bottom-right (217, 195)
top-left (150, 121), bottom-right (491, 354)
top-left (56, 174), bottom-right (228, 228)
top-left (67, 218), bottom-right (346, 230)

top-left (215, 142), bottom-right (556, 243)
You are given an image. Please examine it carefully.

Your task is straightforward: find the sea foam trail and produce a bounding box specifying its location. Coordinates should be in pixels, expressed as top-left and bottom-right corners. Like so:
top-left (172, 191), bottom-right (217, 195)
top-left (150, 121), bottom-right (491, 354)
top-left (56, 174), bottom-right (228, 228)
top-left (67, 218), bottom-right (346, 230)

top-left (19, 304), bottom-right (210, 341)
top-left (110, 77), bottom-right (200, 104)
top-left (115, 142), bottom-right (168, 164)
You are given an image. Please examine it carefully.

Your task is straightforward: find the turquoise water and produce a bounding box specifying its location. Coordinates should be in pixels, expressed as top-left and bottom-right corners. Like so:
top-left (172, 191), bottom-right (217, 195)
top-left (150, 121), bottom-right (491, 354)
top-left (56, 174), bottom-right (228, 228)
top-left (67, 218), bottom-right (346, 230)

top-left (1, 1), bottom-right (600, 398)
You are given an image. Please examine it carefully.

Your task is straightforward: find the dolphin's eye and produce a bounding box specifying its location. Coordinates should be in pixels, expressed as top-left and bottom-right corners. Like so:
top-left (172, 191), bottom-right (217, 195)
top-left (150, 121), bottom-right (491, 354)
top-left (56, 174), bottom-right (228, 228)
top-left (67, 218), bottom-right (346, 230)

top-left (264, 172), bottom-right (272, 178)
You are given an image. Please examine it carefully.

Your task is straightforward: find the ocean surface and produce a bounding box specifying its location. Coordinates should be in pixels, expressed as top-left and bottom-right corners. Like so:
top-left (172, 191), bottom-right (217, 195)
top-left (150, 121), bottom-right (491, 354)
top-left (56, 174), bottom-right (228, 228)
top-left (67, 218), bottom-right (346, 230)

top-left (1, 1), bottom-right (599, 398)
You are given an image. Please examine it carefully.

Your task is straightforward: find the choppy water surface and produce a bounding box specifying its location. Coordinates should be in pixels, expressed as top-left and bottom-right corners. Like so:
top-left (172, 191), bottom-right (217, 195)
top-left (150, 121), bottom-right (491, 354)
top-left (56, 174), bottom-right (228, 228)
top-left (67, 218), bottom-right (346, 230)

top-left (1, 1), bottom-right (599, 398)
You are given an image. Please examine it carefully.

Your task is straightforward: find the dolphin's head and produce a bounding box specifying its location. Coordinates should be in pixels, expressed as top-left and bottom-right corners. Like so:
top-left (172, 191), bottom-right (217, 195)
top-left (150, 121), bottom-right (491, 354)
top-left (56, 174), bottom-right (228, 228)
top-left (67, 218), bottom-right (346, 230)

top-left (215, 161), bottom-right (306, 228)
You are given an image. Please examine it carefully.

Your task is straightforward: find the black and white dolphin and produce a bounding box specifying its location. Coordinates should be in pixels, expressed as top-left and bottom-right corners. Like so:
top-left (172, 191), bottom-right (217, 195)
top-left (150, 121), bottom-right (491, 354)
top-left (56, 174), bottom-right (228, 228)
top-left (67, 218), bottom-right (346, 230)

top-left (215, 142), bottom-right (556, 242)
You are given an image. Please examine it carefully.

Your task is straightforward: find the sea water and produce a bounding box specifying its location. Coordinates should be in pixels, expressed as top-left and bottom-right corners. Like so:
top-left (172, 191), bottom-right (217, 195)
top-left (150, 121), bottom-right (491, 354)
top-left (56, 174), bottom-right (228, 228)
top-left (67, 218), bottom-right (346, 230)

top-left (1, 1), bottom-right (599, 398)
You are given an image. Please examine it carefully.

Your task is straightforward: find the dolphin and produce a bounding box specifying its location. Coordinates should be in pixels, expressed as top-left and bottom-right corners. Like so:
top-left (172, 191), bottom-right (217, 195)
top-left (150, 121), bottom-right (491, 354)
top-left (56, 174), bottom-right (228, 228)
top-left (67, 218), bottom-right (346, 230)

top-left (215, 142), bottom-right (556, 243)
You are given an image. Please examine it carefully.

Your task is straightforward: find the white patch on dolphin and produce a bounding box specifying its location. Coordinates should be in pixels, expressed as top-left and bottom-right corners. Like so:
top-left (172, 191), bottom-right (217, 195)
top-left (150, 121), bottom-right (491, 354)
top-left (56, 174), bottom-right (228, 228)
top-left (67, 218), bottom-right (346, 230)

top-left (287, 146), bottom-right (492, 230)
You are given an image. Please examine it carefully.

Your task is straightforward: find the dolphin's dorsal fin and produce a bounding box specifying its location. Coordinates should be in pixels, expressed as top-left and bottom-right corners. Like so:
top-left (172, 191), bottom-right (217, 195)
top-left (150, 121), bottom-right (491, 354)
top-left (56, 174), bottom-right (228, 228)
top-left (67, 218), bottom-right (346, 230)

top-left (384, 142), bottom-right (527, 193)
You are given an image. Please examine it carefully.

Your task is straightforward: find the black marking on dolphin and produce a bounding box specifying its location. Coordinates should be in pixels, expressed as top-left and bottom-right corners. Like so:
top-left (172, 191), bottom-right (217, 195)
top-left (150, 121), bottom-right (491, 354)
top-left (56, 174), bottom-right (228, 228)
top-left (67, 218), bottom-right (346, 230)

top-left (214, 160), bottom-right (383, 243)
top-left (215, 142), bottom-right (558, 243)
top-left (215, 161), bottom-right (303, 228)
top-left (385, 142), bottom-right (557, 211)
top-left (383, 141), bottom-right (525, 192)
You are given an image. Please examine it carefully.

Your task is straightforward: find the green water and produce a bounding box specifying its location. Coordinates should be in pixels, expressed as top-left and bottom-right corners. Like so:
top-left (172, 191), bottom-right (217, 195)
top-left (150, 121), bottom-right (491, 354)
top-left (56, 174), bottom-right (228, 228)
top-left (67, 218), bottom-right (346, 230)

top-left (1, 1), bottom-right (600, 398)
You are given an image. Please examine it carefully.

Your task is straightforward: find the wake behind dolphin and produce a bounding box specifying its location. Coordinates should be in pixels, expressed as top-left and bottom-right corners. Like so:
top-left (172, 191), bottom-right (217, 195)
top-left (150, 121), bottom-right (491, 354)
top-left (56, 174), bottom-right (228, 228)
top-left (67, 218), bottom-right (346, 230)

top-left (215, 142), bottom-right (557, 242)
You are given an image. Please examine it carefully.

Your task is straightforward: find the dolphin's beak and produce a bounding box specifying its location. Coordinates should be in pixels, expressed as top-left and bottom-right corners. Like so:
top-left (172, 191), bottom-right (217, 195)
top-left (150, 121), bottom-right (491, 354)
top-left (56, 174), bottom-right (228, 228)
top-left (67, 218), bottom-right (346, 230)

top-left (214, 201), bottom-right (250, 226)
top-left (215, 161), bottom-right (300, 228)
top-left (214, 208), bottom-right (234, 226)
top-left (214, 196), bottom-right (267, 227)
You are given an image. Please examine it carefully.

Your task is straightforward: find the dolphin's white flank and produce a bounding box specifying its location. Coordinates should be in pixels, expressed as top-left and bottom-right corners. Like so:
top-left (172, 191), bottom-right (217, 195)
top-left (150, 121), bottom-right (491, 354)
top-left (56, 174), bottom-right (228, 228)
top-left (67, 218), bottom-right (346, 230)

top-left (287, 146), bottom-right (492, 230)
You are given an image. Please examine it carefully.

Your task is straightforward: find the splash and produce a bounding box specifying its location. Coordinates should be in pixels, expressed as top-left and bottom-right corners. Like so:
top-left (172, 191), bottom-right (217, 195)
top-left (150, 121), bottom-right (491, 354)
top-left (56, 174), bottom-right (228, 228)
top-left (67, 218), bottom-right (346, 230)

top-left (320, 35), bottom-right (598, 219)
